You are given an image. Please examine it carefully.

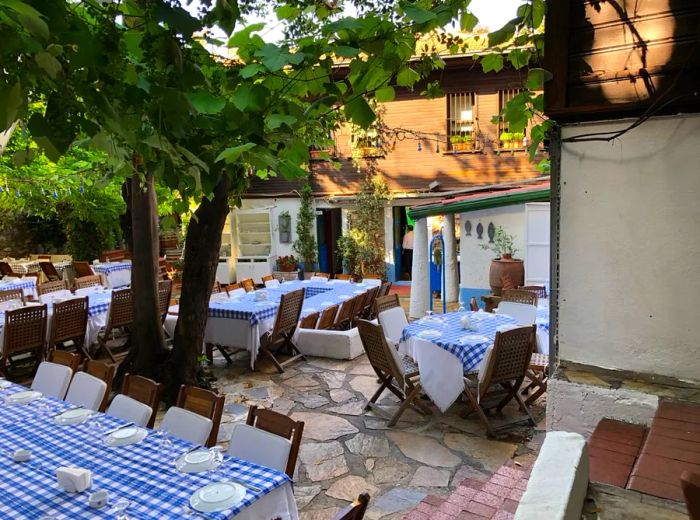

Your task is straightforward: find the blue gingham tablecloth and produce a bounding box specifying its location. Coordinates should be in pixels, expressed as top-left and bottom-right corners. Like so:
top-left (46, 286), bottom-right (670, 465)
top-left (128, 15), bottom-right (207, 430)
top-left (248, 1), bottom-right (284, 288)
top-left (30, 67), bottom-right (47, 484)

top-left (92, 262), bottom-right (132, 275)
top-left (0, 277), bottom-right (37, 296)
top-left (0, 382), bottom-right (291, 519)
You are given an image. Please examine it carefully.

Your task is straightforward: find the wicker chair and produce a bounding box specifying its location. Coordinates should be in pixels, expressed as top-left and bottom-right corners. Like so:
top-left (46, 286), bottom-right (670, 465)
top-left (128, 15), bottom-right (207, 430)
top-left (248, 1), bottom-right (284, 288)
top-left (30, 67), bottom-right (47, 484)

top-left (245, 405), bottom-right (304, 479)
top-left (48, 350), bottom-right (81, 372)
top-left (38, 279), bottom-right (69, 296)
top-left (519, 285), bottom-right (547, 298)
top-left (121, 374), bottom-right (163, 428)
top-left (470, 297), bottom-right (479, 312)
top-left (48, 297), bottom-right (89, 360)
top-left (0, 305), bottom-right (48, 377)
top-left (0, 288), bottom-right (25, 305)
top-left (39, 261), bottom-right (61, 282)
top-left (462, 325), bottom-right (536, 437)
top-left (257, 288), bottom-right (305, 373)
top-left (175, 385), bottom-right (225, 447)
top-left (332, 493), bottom-right (370, 520)
top-left (75, 275), bottom-right (102, 290)
top-left (357, 320), bottom-right (431, 426)
top-left (94, 288), bottom-right (133, 362)
top-left (239, 278), bottom-right (255, 292)
top-left (502, 289), bottom-right (538, 306)
top-left (317, 304), bottom-right (339, 330)
top-left (333, 297), bottom-right (356, 330)
top-left (299, 312), bottom-right (319, 330)
top-left (374, 294), bottom-right (400, 317)
top-left (85, 360), bottom-right (116, 412)
top-left (158, 279), bottom-right (172, 324)
top-left (72, 261), bottom-right (95, 278)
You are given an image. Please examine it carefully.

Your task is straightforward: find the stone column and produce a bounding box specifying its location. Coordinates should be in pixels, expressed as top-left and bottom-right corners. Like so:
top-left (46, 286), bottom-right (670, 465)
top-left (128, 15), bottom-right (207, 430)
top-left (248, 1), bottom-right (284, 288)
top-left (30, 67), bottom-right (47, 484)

top-left (443, 213), bottom-right (459, 303)
top-left (409, 217), bottom-right (430, 319)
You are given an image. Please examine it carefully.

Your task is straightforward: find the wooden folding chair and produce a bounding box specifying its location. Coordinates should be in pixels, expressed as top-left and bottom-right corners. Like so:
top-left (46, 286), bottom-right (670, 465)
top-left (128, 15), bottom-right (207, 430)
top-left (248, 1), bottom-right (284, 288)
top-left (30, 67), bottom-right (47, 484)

top-left (72, 261), bottom-right (95, 278)
top-left (176, 385), bottom-right (225, 447)
top-left (335, 273), bottom-right (354, 281)
top-left (75, 275), bottom-right (102, 290)
top-left (48, 350), bottom-right (81, 372)
top-left (317, 304), bottom-right (339, 330)
top-left (357, 320), bottom-right (431, 427)
top-left (362, 286), bottom-right (380, 319)
top-left (121, 374), bottom-right (163, 428)
top-left (0, 305), bottom-right (48, 377)
top-left (519, 285), bottom-right (547, 299)
top-left (38, 279), bottom-right (69, 296)
top-left (48, 297), bottom-right (90, 360)
top-left (0, 261), bottom-right (21, 277)
top-left (239, 278), bottom-right (255, 292)
top-left (502, 289), bottom-right (538, 306)
top-left (378, 281), bottom-right (392, 297)
top-left (333, 296), bottom-right (356, 330)
top-left (85, 360), bottom-right (115, 412)
top-left (246, 405), bottom-right (304, 479)
top-left (374, 294), bottom-right (400, 317)
top-left (312, 272), bottom-right (330, 278)
top-left (524, 352), bottom-right (548, 406)
top-left (39, 261), bottom-right (62, 282)
top-left (158, 279), bottom-right (172, 324)
top-left (470, 297), bottom-right (479, 311)
top-left (462, 325), bottom-right (537, 437)
top-left (94, 289), bottom-right (133, 362)
top-left (350, 292), bottom-right (368, 327)
top-left (261, 274), bottom-right (274, 284)
top-left (257, 288), bottom-right (305, 373)
top-left (228, 282), bottom-right (241, 290)
top-left (332, 493), bottom-right (370, 520)
top-left (0, 288), bottom-right (25, 305)
top-left (299, 312), bottom-right (319, 329)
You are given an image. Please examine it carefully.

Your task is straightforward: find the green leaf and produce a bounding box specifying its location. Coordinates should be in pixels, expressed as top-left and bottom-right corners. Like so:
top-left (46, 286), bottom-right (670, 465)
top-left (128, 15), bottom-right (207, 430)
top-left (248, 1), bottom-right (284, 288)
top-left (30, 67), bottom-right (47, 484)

top-left (3, 0), bottom-right (48, 39)
top-left (154, 3), bottom-right (201, 38)
top-left (488, 23), bottom-right (516, 46)
top-left (396, 66), bottom-right (420, 87)
top-left (227, 23), bottom-right (265, 48)
top-left (344, 96), bottom-right (375, 129)
top-left (0, 82), bottom-right (22, 131)
top-left (215, 143), bottom-right (256, 163)
top-left (186, 92), bottom-right (226, 114)
top-left (460, 12), bottom-right (479, 32)
top-left (525, 68), bottom-right (552, 89)
top-left (266, 114), bottom-right (297, 129)
top-left (334, 46), bottom-right (360, 58)
top-left (403, 5), bottom-right (437, 24)
top-left (35, 51), bottom-right (61, 79)
top-left (232, 84), bottom-right (268, 112)
top-left (239, 63), bottom-right (265, 78)
top-left (481, 53), bottom-right (503, 73)
top-left (532, 0), bottom-right (546, 28)
top-left (375, 86), bottom-right (395, 103)
top-left (275, 5), bottom-right (299, 20)
top-left (508, 49), bottom-right (531, 69)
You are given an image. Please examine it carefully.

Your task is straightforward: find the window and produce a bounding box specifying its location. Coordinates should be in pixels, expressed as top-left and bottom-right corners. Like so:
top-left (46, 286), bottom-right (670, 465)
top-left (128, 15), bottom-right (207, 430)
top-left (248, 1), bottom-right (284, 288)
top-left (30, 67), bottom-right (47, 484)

top-left (447, 92), bottom-right (477, 151)
top-left (498, 89), bottom-right (526, 148)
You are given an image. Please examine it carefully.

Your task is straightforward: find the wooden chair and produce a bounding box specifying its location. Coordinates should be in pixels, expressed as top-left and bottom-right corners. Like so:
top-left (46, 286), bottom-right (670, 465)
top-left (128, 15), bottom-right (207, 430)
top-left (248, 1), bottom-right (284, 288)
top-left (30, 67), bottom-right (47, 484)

top-left (0, 288), bottom-right (25, 304)
top-left (48, 297), bottom-right (90, 360)
top-left (335, 273), bottom-right (354, 281)
top-left (362, 286), bottom-right (381, 319)
top-left (37, 255), bottom-right (51, 260)
top-left (121, 374), bottom-right (163, 428)
top-left (333, 296), bottom-right (356, 330)
top-left (0, 261), bottom-right (22, 277)
top-left (299, 312), bottom-right (319, 330)
top-left (228, 282), bottom-right (241, 290)
top-left (85, 360), bottom-right (115, 412)
top-left (0, 305), bottom-right (48, 377)
top-left (312, 272), bottom-right (330, 278)
top-left (470, 297), bottom-right (479, 312)
top-left (362, 273), bottom-right (382, 280)
top-left (261, 274), bottom-right (274, 284)
top-left (519, 285), bottom-right (547, 299)
top-left (246, 405), bottom-right (304, 479)
top-left (357, 320), bottom-right (431, 426)
top-left (332, 493), bottom-right (370, 520)
top-left (94, 289), bottom-right (133, 362)
top-left (524, 352), bottom-right (548, 406)
top-left (462, 325), bottom-right (536, 437)
top-left (48, 350), bottom-right (82, 372)
top-left (681, 471), bottom-right (700, 520)
top-left (374, 294), bottom-right (400, 317)
top-left (239, 278), bottom-right (255, 292)
top-left (158, 279), bottom-right (172, 323)
top-left (176, 385), bottom-right (225, 447)
top-left (350, 292), bottom-right (368, 327)
top-left (75, 275), bottom-right (102, 290)
top-left (502, 289), bottom-right (538, 306)
top-left (378, 281), bottom-right (392, 298)
top-left (257, 288), bottom-right (305, 373)
top-left (72, 261), bottom-right (95, 278)
top-left (39, 261), bottom-right (61, 282)
top-left (317, 304), bottom-right (339, 330)
top-left (38, 279), bottom-right (69, 296)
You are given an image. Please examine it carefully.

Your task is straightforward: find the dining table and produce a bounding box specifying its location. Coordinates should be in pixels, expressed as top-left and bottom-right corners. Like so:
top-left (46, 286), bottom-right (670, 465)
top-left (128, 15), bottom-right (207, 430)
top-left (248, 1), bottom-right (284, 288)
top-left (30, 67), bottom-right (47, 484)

top-left (0, 276), bottom-right (38, 298)
top-left (0, 381), bottom-right (298, 519)
top-left (92, 262), bottom-right (132, 289)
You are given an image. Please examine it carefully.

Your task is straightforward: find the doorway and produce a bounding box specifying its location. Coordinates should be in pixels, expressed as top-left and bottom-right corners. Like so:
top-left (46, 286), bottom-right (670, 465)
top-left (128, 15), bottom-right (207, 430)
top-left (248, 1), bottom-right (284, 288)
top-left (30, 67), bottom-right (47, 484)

top-left (392, 206), bottom-right (411, 282)
top-left (317, 208), bottom-right (342, 275)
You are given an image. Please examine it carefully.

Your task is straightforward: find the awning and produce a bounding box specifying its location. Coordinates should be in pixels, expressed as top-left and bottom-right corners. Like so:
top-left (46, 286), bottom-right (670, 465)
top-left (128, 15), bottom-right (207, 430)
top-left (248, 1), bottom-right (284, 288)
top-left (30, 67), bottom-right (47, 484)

top-left (408, 179), bottom-right (550, 219)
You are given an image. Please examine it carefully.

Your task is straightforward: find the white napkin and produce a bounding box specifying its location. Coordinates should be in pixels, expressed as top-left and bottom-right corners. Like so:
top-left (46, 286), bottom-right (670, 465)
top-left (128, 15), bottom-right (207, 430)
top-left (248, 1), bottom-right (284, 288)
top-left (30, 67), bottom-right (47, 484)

top-left (40, 290), bottom-right (73, 304)
top-left (56, 467), bottom-right (92, 493)
top-left (0, 299), bottom-right (22, 312)
top-left (264, 279), bottom-right (281, 288)
top-left (75, 287), bottom-right (99, 297)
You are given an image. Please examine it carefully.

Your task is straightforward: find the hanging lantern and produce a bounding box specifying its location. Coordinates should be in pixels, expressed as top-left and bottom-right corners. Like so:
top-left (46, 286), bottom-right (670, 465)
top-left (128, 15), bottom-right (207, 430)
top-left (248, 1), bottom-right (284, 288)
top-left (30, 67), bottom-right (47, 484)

top-left (15, 189), bottom-right (20, 198)
top-left (79, 185), bottom-right (85, 194)
top-left (53, 190), bottom-right (58, 199)
top-left (417, 141), bottom-right (422, 152)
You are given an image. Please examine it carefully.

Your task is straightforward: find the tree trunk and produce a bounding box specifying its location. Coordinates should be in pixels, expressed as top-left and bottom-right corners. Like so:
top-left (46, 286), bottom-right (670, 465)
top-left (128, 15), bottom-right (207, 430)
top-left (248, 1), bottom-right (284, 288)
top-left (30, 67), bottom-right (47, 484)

top-left (161, 174), bottom-right (232, 403)
top-left (120, 180), bottom-right (133, 253)
top-left (118, 172), bottom-right (167, 382)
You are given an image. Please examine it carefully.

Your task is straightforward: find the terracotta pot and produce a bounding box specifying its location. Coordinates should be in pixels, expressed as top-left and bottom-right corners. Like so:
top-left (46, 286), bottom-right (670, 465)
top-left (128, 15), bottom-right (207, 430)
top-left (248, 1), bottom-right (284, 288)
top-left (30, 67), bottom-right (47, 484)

top-left (489, 257), bottom-right (524, 296)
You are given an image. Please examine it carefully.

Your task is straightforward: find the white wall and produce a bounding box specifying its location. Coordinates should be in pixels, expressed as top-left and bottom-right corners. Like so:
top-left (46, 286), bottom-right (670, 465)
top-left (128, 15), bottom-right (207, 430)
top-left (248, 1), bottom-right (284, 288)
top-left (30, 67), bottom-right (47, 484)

top-left (559, 114), bottom-right (700, 382)
top-left (238, 198), bottom-right (301, 258)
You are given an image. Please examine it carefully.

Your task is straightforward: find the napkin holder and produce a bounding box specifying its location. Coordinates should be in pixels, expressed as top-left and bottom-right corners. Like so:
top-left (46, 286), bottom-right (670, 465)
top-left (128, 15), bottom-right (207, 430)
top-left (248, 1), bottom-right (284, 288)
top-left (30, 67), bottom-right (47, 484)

top-left (56, 467), bottom-right (92, 493)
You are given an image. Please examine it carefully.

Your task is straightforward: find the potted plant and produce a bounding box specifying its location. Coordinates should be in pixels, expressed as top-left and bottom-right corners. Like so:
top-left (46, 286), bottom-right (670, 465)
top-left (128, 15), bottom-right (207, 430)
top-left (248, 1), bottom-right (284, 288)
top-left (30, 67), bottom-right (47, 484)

top-left (293, 181), bottom-right (318, 279)
top-left (511, 132), bottom-right (525, 149)
top-left (450, 134), bottom-right (474, 152)
top-left (309, 146), bottom-right (332, 161)
top-left (479, 226), bottom-right (524, 295)
top-left (499, 132), bottom-right (513, 149)
top-left (277, 255), bottom-right (298, 272)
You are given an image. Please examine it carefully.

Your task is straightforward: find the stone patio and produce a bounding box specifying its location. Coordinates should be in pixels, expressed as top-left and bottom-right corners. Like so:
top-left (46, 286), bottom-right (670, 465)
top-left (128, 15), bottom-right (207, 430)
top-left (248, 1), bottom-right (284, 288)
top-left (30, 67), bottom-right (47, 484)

top-left (206, 349), bottom-right (546, 520)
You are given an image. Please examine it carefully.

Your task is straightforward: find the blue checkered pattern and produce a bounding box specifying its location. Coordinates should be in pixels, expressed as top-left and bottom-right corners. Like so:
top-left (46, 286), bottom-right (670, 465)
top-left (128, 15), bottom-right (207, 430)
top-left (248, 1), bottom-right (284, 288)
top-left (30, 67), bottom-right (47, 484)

top-left (0, 382), bottom-right (289, 519)
top-left (0, 278), bottom-right (36, 293)
top-left (536, 307), bottom-right (549, 332)
top-left (93, 262), bottom-right (132, 275)
top-left (86, 293), bottom-right (112, 318)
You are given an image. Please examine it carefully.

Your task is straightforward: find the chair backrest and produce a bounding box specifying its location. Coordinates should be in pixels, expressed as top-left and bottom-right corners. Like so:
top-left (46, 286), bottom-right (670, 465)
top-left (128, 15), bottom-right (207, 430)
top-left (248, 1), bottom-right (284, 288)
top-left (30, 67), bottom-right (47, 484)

top-left (362, 273), bottom-right (381, 280)
top-left (378, 281), bottom-right (392, 297)
top-left (335, 273), bottom-right (354, 281)
top-left (49, 297), bottom-right (88, 347)
top-left (334, 297), bottom-right (356, 328)
top-left (374, 294), bottom-right (400, 316)
top-left (502, 289), bottom-right (538, 306)
top-left (312, 272), bottom-right (330, 279)
top-left (350, 292), bottom-right (368, 323)
top-left (106, 394), bottom-right (152, 427)
top-left (519, 285), bottom-right (547, 298)
top-left (106, 288), bottom-right (134, 329)
top-left (85, 360), bottom-right (115, 412)
top-left (269, 288), bottom-right (305, 345)
top-left (261, 275), bottom-right (274, 283)
top-left (72, 261), bottom-right (94, 278)
top-left (378, 306), bottom-right (408, 345)
top-left (65, 371), bottom-right (107, 411)
top-left (497, 301), bottom-right (537, 325)
top-left (160, 406), bottom-right (213, 445)
top-left (264, 279), bottom-right (281, 289)
top-left (317, 304), bottom-right (339, 330)
top-left (38, 280), bottom-right (68, 296)
top-left (245, 404), bottom-right (304, 479)
top-left (75, 275), bottom-right (102, 290)
top-left (176, 385), bottom-right (225, 447)
top-left (357, 320), bottom-right (405, 386)
top-left (239, 278), bottom-right (255, 292)
top-left (0, 288), bottom-right (24, 304)
top-left (48, 350), bottom-right (81, 372)
top-left (121, 374), bottom-right (162, 427)
top-left (228, 282), bottom-right (241, 290)
top-left (39, 261), bottom-right (60, 280)
top-left (158, 279), bottom-right (172, 321)
top-left (479, 326), bottom-right (535, 398)
top-left (211, 281), bottom-right (221, 294)
top-left (363, 286), bottom-right (380, 310)
top-left (3, 305), bottom-right (47, 360)
top-left (227, 424), bottom-right (293, 475)
top-left (31, 361), bottom-right (73, 399)
top-left (332, 493), bottom-right (371, 520)
top-left (229, 287), bottom-right (246, 298)
top-left (681, 470), bottom-right (700, 520)
top-left (470, 297), bottom-right (479, 312)
top-left (0, 261), bottom-right (14, 276)
top-left (299, 312), bottom-right (319, 330)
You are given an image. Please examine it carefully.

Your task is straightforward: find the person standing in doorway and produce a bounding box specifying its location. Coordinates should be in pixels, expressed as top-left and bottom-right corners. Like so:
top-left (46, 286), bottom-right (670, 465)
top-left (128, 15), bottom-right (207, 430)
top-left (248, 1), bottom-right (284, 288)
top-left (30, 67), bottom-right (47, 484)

top-left (402, 225), bottom-right (414, 280)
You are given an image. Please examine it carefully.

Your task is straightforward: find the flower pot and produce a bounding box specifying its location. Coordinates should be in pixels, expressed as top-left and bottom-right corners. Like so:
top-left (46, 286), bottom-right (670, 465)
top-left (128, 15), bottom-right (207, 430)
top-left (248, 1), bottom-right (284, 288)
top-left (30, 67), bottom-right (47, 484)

top-left (273, 270), bottom-right (299, 282)
top-left (489, 257), bottom-right (524, 296)
top-left (359, 146), bottom-right (382, 158)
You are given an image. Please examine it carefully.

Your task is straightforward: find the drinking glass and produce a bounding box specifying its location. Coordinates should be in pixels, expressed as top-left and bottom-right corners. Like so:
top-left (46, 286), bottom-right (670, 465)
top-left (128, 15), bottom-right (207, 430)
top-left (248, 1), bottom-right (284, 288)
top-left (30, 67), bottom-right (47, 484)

top-left (87, 417), bottom-right (104, 444)
top-left (457, 298), bottom-right (466, 313)
top-left (207, 446), bottom-right (224, 480)
top-left (34, 400), bottom-right (52, 417)
top-left (111, 498), bottom-right (130, 520)
top-left (157, 429), bottom-right (174, 461)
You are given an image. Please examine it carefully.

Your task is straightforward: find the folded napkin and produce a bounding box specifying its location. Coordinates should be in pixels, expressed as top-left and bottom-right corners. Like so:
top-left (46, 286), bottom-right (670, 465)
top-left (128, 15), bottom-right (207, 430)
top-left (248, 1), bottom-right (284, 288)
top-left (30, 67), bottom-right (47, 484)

top-left (56, 467), bottom-right (92, 493)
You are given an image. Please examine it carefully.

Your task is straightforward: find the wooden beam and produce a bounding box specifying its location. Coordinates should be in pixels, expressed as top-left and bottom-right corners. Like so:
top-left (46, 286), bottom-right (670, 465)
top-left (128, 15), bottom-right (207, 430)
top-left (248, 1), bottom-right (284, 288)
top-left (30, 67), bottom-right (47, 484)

top-left (543, 0), bottom-right (571, 115)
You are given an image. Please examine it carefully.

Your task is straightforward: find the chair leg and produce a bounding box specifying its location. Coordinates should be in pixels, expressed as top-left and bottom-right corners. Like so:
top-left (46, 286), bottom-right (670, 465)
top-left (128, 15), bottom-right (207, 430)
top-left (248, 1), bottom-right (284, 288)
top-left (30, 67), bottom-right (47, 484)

top-left (462, 383), bottom-right (495, 437)
top-left (388, 384), bottom-right (422, 427)
top-left (524, 371), bottom-right (547, 406)
top-left (514, 392), bottom-right (537, 425)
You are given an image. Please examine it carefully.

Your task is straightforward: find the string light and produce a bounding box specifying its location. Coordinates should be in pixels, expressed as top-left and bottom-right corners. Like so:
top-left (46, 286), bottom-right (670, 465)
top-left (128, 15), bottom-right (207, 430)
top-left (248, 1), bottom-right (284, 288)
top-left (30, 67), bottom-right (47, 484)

top-left (417, 142), bottom-right (422, 152)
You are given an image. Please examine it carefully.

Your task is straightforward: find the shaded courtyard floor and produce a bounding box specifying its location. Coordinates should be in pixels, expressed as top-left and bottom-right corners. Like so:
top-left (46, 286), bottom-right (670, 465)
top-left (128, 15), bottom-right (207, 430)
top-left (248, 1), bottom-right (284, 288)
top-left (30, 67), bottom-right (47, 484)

top-left (206, 351), bottom-right (546, 520)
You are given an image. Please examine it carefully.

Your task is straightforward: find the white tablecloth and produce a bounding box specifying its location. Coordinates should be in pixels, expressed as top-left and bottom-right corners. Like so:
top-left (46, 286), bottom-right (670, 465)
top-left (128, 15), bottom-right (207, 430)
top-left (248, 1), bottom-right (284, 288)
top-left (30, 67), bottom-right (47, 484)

top-left (93, 262), bottom-right (132, 288)
top-left (0, 277), bottom-right (37, 298)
